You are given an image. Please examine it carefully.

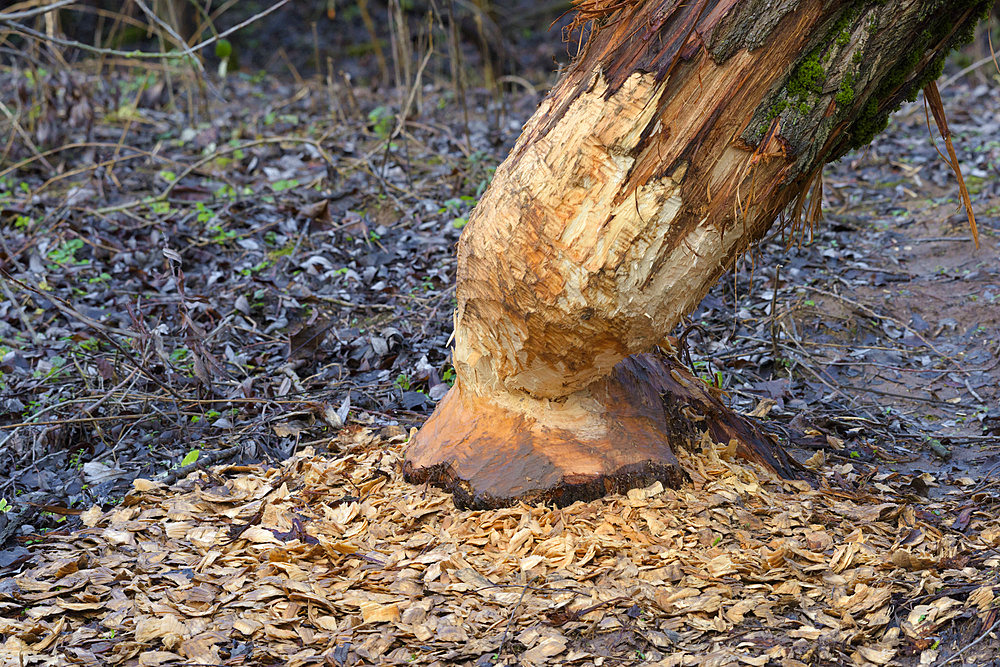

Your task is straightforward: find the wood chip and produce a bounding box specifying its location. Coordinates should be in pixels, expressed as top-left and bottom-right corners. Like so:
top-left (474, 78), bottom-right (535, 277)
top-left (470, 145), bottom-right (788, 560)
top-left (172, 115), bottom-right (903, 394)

top-left (4, 434), bottom-right (998, 665)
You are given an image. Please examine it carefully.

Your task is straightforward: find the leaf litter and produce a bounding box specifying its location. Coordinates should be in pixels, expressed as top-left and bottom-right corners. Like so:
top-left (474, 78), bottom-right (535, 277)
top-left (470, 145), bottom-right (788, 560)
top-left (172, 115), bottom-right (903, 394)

top-left (3, 428), bottom-right (1000, 666)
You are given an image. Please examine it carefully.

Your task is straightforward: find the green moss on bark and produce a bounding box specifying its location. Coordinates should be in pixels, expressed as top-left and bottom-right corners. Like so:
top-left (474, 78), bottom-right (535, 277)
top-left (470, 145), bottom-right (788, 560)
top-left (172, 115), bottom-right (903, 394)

top-left (845, 0), bottom-right (991, 149)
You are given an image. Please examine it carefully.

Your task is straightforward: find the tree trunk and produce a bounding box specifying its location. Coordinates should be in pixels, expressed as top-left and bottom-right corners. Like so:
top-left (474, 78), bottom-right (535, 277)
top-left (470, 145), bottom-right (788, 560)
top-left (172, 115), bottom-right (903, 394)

top-left (404, 0), bottom-right (989, 508)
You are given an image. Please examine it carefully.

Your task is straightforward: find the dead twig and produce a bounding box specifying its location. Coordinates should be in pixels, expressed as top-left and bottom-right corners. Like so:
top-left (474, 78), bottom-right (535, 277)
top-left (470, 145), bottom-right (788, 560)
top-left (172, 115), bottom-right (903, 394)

top-left (0, 0), bottom-right (77, 21)
top-left (159, 444), bottom-right (245, 487)
top-left (0, 99), bottom-right (56, 172)
top-left (937, 614), bottom-right (1000, 666)
top-left (0, 269), bottom-right (137, 338)
top-left (769, 263), bottom-right (781, 363)
top-left (0, 414), bottom-right (151, 430)
top-left (497, 575), bottom-right (539, 657)
top-left (0, 0), bottom-right (290, 64)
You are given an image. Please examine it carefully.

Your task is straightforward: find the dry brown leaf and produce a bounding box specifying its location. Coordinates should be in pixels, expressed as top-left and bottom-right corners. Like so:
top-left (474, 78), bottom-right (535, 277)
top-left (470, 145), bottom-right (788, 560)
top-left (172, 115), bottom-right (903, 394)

top-left (360, 602), bottom-right (401, 623)
top-left (233, 618), bottom-right (263, 635)
top-left (314, 616), bottom-right (339, 632)
top-left (132, 478), bottom-right (161, 492)
top-left (436, 624), bottom-right (468, 642)
top-left (856, 646), bottom-right (896, 665)
top-left (803, 450), bottom-right (825, 469)
top-left (80, 505), bottom-right (104, 528)
top-left (179, 634), bottom-right (221, 664)
top-left (706, 554), bottom-right (737, 577)
top-left (747, 398), bottom-right (776, 418)
top-left (832, 585), bottom-right (891, 615)
top-left (788, 625), bottom-right (823, 640)
top-left (891, 549), bottom-right (937, 571)
top-left (100, 527), bottom-right (134, 546)
top-left (138, 651), bottom-right (184, 666)
top-left (967, 586), bottom-right (994, 611)
top-left (979, 525), bottom-right (1000, 546)
top-left (134, 615), bottom-right (187, 644)
top-left (263, 623), bottom-right (299, 640)
top-left (521, 636), bottom-right (567, 664)
top-left (272, 422), bottom-right (306, 437)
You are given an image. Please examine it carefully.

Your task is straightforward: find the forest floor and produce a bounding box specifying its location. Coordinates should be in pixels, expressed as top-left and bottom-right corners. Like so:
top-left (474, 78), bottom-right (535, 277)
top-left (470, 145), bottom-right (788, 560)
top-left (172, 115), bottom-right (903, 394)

top-left (1, 30), bottom-right (1000, 667)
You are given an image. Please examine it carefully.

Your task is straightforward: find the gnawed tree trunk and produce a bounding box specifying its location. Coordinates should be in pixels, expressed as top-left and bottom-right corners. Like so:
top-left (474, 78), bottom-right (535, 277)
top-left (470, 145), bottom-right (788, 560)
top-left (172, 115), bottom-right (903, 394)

top-left (405, 0), bottom-right (989, 508)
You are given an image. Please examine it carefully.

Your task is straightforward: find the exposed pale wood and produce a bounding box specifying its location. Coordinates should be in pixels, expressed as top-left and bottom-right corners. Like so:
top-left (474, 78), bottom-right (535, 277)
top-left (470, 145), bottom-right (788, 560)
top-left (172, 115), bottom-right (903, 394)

top-left (406, 0), bottom-right (990, 507)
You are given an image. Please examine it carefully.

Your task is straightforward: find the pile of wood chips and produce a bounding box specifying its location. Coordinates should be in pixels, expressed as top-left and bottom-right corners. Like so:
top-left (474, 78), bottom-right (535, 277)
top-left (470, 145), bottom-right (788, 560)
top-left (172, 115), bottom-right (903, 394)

top-left (2, 428), bottom-right (998, 666)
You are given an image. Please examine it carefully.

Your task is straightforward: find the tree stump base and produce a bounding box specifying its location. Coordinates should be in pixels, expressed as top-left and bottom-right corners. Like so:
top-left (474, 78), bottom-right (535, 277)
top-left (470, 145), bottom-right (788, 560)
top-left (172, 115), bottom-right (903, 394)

top-left (404, 352), bottom-right (803, 509)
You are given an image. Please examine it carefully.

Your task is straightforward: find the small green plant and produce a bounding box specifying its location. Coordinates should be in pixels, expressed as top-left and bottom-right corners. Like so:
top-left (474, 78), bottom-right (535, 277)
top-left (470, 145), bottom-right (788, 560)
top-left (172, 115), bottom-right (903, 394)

top-left (47, 239), bottom-right (88, 267)
top-left (442, 367), bottom-right (456, 387)
top-left (240, 259), bottom-right (272, 276)
top-left (0, 498), bottom-right (11, 513)
top-left (215, 38), bottom-right (234, 77)
top-left (394, 373), bottom-right (411, 390)
top-left (180, 449), bottom-right (200, 467)
top-left (368, 106), bottom-right (394, 139)
top-left (169, 347), bottom-right (191, 367)
top-left (209, 224), bottom-right (239, 245)
top-left (696, 364), bottom-right (724, 389)
top-left (71, 337), bottom-right (99, 353)
top-left (214, 184), bottom-right (250, 201)
top-left (34, 355), bottom-right (68, 381)
top-left (195, 202), bottom-right (215, 223)
top-left (440, 195), bottom-right (478, 229)
top-left (69, 449), bottom-right (85, 470)
top-left (270, 179), bottom-right (299, 192)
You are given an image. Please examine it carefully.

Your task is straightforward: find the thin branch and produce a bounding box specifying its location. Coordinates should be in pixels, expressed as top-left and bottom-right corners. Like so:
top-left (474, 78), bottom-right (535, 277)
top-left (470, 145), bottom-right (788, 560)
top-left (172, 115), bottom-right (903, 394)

top-left (131, 0), bottom-right (203, 72)
top-left (187, 0), bottom-right (290, 54)
top-left (0, 0), bottom-right (289, 63)
top-left (938, 615), bottom-right (1000, 666)
top-left (0, 141), bottom-right (179, 184)
top-left (0, 0), bottom-right (78, 22)
top-left (0, 99), bottom-right (56, 172)
top-left (0, 414), bottom-right (151, 430)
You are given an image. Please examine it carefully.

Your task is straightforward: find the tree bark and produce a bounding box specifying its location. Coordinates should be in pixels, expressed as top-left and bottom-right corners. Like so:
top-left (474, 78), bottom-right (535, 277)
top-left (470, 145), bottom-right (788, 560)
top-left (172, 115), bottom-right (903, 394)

top-left (404, 0), bottom-right (989, 508)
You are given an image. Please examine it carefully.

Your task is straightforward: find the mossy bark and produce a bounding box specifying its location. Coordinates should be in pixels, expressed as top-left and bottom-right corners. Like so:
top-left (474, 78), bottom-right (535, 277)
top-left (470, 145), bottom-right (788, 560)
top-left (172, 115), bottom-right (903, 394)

top-left (740, 0), bottom-right (991, 168)
top-left (404, 0), bottom-right (989, 508)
